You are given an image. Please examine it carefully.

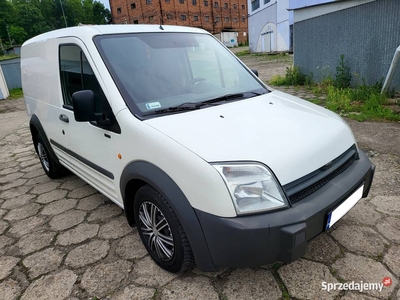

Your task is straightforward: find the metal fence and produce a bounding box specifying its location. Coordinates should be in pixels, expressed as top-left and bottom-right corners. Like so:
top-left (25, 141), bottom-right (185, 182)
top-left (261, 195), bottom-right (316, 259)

top-left (0, 58), bottom-right (21, 90)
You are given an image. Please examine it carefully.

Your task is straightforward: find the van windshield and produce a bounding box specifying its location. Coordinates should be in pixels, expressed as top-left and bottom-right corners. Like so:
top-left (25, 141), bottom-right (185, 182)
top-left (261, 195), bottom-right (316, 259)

top-left (94, 32), bottom-right (268, 117)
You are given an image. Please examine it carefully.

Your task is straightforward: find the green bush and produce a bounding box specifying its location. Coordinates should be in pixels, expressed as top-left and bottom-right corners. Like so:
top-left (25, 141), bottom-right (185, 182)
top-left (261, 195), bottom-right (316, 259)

top-left (334, 55), bottom-right (352, 89)
top-left (269, 66), bottom-right (311, 86)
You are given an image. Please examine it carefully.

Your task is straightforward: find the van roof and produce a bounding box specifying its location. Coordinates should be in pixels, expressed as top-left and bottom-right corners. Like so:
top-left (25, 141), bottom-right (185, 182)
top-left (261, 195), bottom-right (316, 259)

top-left (23, 24), bottom-right (209, 46)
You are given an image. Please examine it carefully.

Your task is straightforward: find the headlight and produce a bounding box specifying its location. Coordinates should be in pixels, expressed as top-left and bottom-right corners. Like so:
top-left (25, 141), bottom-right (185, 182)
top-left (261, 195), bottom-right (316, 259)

top-left (213, 163), bottom-right (289, 215)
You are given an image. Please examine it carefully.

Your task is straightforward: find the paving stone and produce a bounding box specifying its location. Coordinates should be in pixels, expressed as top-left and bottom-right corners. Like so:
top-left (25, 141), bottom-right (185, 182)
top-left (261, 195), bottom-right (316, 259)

top-left (113, 285), bottom-right (155, 300)
top-left (376, 216), bottom-right (400, 243)
top-left (162, 276), bottom-right (219, 300)
top-left (41, 198), bottom-right (77, 216)
top-left (0, 166), bottom-right (20, 176)
top-left (19, 159), bottom-right (38, 168)
top-left (0, 160), bottom-right (19, 169)
top-left (81, 260), bottom-right (132, 298)
top-left (383, 245), bottom-right (400, 277)
top-left (22, 168), bottom-right (45, 179)
top-left (30, 181), bottom-right (60, 194)
top-left (13, 146), bottom-right (33, 154)
top-left (0, 256), bottom-right (20, 280)
top-left (87, 204), bottom-right (123, 222)
top-left (0, 172), bottom-right (24, 184)
top-left (60, 177), bottom-right (87, 190)
top-left (398, 289), bottom-right (400, 299)
top-left (0, 220), bottom-right (9, 235)
top-left (26, 175), bottom-right (52, 186)
top-left (0, 279), bottom-right (21, 300)
top-left (278, 259), bottom-right (339, 300)
top-left (56, 223), bottom-right (99, 246)
top-left (332, 253), bottom-right (397, 298)
top-left (3, 203), bottom-right (41, 221)
top-left (370, 195), bottom-right (400, 216)
top-left (16, 155), bottom-right (36, 162)
top-left (20, 164), bottom-right (42, 173)
top-left (76, 194), bottom-right (107, 210)
top-left (20, 269), bottom-right (77, 300)
top-left (49, 209), bottom-right (86, 231)
top-left (17, 230), bottom-right (56, 255)
top-left (0, 236), bottom-right (15, 250)
top-left (340, 293), bottom-right (379, 300)
top-left (1, 194), bottom-right (35, 210)
top-left (341, 199), bottom-right (383, 226)
top-left (304, 234), bottom-right (341, 264)
top-left (68, 185), bottom-right (97, 199)
top-left (191, 268), bottom-right (228, 278)
top-left (8, 216), bottom-right (47, 237)
top-left (0, 178), bottom-right (28, 191)
top-left (0, 208), bottom-right (6, 217)
top-left (23, 248), bottom-right (64, 279)
top-left (331, 225), bottom-right (387, 256)
top-left (0, 185), bottom-right (31, 199)
top-left (98, 216), bottom-right (132, 239)
top-left (65, 240), bottom-right (110, 268)
top-left (133, 256), bottom-right (179, 287)
top-left (116, 231), bottom-right (148, 260)
top-left (36, 189), bottom-right (68, 204)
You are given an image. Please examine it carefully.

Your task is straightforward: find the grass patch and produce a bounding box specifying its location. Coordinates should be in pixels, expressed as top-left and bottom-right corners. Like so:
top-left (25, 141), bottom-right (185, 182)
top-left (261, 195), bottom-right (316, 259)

top-left (235, 49), bottom-right (250, 56)
top-left (269, 66), bottom-right (312, 86)
top-left (0, 54), bottom-right (19, 61)
top-left (8, 88), bottom-right (23, 99)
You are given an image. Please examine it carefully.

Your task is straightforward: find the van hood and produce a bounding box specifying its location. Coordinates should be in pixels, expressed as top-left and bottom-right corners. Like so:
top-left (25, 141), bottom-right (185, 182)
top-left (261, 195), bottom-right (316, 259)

top-left (144, 91), bottom-right (356, 185)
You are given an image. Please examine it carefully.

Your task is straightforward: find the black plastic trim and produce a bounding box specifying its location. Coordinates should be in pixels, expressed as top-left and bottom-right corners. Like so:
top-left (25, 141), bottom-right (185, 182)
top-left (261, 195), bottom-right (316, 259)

top-left (120, 160), bottom-right (217, 271)
top-left (50, 139), bottom-right (114, 180)
top-left (29, 115), bottom-right (60, 164)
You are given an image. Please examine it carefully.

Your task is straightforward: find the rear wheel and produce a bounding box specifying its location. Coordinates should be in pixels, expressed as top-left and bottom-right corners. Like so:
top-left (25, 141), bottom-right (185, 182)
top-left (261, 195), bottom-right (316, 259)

top-left (134, 185), bottom-right (194, 273)
top-left (35, 134), bottom-right (68, 178)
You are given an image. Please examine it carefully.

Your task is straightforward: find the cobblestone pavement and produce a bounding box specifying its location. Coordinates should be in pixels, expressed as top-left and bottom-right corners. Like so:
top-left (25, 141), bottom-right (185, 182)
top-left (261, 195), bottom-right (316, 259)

top-left (0, 58), bottom-right (399, 299)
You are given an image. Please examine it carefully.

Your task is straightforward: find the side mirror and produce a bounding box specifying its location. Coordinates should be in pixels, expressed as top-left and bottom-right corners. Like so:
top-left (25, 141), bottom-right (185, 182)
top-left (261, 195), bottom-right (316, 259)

top-left (72, 90), bottom-right (110, 126)
top-left (72, 90), bottom-right (96, 122)
top-left (251, 69), bottom-right (259, 77)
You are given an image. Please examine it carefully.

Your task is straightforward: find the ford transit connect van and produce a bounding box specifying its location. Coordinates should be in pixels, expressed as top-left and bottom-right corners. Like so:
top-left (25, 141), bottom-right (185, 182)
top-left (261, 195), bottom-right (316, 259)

top-left (21, 25), bottom-right (375, 273)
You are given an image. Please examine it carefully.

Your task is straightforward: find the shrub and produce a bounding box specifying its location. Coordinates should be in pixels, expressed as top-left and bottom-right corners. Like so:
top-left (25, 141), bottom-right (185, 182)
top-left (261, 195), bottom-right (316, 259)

top-left (334, 55), bottom-right (352, 89)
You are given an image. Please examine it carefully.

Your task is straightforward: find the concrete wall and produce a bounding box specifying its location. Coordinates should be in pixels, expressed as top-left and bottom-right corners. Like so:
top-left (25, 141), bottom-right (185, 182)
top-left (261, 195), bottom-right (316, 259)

top-left (293, 0), bottom-right (400, 90)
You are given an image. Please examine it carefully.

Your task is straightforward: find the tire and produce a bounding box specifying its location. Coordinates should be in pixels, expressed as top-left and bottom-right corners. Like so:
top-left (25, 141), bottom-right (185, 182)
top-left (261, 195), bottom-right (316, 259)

top-left (134, 185), bottom-right (194, 273)
top-left (35, 134), bottom-right (68, 179)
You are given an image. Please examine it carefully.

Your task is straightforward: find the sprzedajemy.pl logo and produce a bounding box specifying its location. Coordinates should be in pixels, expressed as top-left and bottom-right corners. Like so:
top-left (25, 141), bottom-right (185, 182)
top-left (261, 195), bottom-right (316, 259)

top-left (322, 277), bottom-right (392, 293)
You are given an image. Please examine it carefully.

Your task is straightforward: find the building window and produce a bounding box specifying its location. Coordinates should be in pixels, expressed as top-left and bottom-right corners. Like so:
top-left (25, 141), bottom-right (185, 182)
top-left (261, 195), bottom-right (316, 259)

top-left (192, 0), bottom-right (197, 4)
top-left (233, 3), bottom-right (237, 9)
top-left (148, 15), bottom-right (154, 22)
top-left (242, 16), bottom-right (245, 22)
top-left (251, 0), bottom-right (259, 11)
top-left (215, 16), bottom-right (220, 22)
top-left (264, 0), bottom-right (270, 3)
top-left (194, 15), bottom-right (199, 21)
top-left (205, 16), bottom-right (210, 21)
top-left (179, 0), bottom-right (184, 3)
top-left (167, 14), bottom-right (172, 19)
top-left (224, 2), bottom-right (228, 8)
top-left (204, 0), bottom-right (208, 5)
top-left (224, 17), bottom-right (229, 22)
top-left (181, 14), bottom-right (186, 21)
top-left (117, 7), bottom-right (122, 13)
top-left (130, 3), bottom-right (136, 9)
top-left (233, 17), bottom-right (238, 22)
top-left (133, 20), bottom-right (139, 24)
top-left (165, 0), bottom-right (170, 2)
top-left (241, 4), bottom-right (245, 9)
top-left (214, 1), bottom-right (218, 7)
top-left (146, 0), bottom-right (151, 4)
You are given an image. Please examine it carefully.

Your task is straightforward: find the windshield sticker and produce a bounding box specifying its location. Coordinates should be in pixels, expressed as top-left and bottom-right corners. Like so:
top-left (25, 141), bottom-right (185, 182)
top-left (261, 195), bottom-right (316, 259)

top-left (145, 102), bottom-right (161, 110)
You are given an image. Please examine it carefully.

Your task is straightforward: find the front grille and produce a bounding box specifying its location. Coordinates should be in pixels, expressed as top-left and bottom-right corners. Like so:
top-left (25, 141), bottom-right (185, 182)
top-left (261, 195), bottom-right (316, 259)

top-left (284, 145), bottom-right (358, 204)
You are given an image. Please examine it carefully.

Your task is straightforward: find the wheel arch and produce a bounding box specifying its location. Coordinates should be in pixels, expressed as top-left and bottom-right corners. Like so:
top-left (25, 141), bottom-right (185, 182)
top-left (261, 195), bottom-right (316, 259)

top-left (120, 160), bottom-right (217, 271)
top-left (29, 114), bottom-right (59, 163)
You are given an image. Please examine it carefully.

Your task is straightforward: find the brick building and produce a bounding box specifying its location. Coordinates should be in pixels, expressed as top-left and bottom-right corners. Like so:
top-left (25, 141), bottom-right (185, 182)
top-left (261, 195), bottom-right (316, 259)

top-left (109, 0), bottom-right (248, 44)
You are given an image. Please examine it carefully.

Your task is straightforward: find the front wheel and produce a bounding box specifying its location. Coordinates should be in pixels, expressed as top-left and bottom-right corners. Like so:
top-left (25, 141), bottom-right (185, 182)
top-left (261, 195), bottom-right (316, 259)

top-left (134, 185), bottom-right (194, 273)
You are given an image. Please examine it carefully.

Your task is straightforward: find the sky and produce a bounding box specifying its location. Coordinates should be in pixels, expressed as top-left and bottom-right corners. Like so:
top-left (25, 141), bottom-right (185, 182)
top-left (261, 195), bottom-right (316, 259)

top-left (97, 0), bottom-right (110, 10)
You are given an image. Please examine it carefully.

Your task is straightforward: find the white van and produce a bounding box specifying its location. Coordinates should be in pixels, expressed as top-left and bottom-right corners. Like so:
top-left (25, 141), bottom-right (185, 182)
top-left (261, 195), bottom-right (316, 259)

top-left (21, 25), bottom-right (375, 273)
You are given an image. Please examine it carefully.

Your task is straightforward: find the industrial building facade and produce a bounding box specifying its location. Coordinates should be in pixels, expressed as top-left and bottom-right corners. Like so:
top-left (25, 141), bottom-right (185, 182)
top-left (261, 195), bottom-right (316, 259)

top-left (109, 0), bottom-right (249, 44)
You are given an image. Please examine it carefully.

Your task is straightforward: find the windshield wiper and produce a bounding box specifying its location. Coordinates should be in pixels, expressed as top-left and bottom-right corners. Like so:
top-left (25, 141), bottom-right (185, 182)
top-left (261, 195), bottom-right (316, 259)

top-left (142, 91), bottom-right (264, 117)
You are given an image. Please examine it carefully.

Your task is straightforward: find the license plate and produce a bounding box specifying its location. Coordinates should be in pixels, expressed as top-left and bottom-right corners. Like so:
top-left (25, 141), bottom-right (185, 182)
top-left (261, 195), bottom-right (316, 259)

top-left (326, 184), bottom-right (364, 230)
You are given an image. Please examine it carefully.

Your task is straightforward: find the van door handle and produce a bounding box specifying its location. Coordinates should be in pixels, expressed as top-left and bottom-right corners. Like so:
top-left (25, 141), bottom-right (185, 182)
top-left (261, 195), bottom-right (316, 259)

top-left (59, 114), bottom-right (69, 123)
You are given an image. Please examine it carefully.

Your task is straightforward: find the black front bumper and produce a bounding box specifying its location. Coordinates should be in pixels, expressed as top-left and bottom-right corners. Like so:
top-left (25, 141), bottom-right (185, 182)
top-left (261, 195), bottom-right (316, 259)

top-left (195, 150), bottom-right (375, 268)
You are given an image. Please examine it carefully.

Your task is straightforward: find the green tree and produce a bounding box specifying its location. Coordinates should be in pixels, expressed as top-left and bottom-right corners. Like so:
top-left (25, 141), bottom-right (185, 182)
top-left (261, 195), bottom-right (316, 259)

top-left (9, 25), bottom-right (26, 44)
top-left (92, 1), bottom-right (111, 24)
top-left (0, 0), bottom-right (16, 45)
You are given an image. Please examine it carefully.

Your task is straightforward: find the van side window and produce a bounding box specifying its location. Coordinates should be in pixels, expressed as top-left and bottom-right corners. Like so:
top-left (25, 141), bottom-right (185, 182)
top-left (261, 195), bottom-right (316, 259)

top-left (59, 44), bottom-right (104, 112)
